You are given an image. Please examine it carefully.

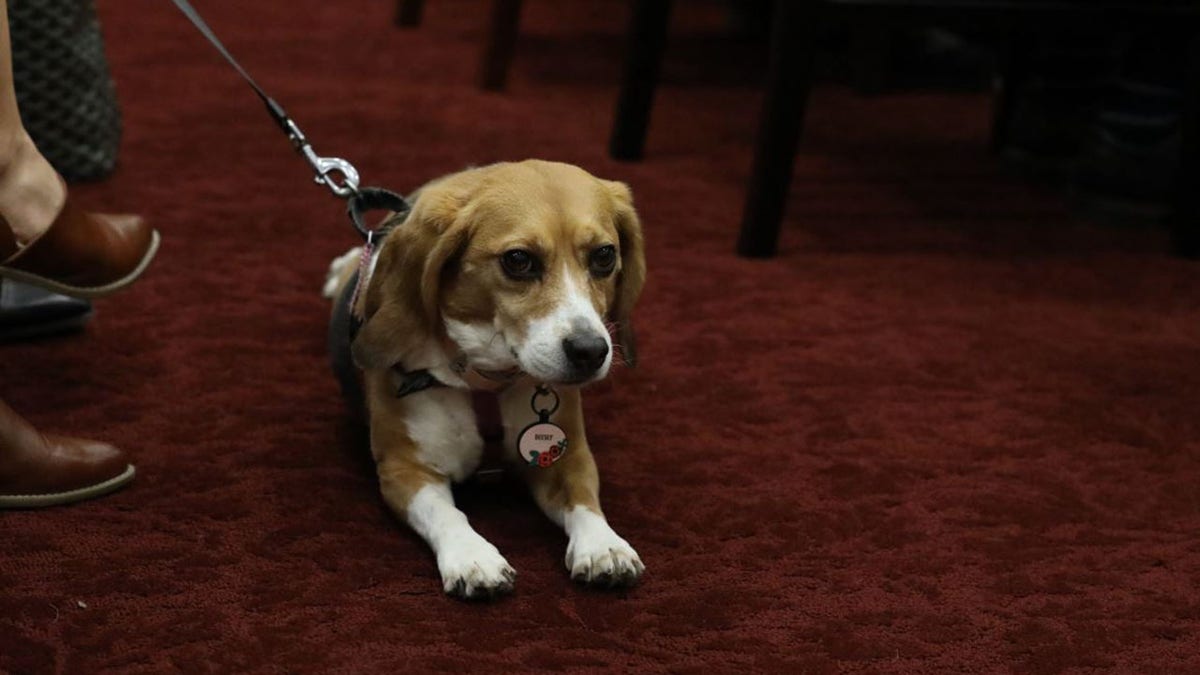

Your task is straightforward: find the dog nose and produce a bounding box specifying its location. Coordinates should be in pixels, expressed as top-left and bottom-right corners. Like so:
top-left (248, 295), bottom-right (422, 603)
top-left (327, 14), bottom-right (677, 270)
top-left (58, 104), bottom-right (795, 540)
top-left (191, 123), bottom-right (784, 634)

top-left (562, 333), bottom-right (609, 373)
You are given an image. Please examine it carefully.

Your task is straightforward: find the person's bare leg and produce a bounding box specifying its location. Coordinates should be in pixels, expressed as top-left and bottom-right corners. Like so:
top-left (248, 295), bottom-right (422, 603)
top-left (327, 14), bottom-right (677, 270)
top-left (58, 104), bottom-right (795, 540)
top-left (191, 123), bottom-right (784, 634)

top-left (0, 0), bottom-right (66, 244)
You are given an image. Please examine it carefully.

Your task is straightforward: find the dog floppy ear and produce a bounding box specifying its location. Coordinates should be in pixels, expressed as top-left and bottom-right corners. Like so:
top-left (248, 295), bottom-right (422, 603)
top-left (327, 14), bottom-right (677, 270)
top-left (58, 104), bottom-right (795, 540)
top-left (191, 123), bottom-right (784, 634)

top-left (351, 185), bottom-right (471, 371)
top-left (604, 180), bottom-right (646, 367)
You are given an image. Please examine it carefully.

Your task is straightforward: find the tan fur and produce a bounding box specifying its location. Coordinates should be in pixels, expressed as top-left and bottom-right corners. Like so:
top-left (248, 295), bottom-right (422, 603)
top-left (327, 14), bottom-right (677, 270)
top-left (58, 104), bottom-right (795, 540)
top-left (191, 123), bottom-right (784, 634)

top-left (352, 161), bottom-right (645, 371)
top-left (364, 369), bottom-right (444, 514)
top-left (328, 160), bottom-right (646, 598)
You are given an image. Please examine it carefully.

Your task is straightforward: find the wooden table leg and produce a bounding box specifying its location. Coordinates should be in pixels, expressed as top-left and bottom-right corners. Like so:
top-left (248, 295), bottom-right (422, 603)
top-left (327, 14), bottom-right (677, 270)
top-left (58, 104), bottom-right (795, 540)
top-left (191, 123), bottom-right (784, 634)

top-left (1171, 30), bottom-right (1200, 258)
top-left (479, 0), bottom-right (524, 91)
top-left (991, 29), bottom-right (1034, 154)
top-left (736, 0), bottom-right (818, 258)
top-left (395, 0), bottom-right (425, 27)
top-left (609, 0), bottom-right (673, 161)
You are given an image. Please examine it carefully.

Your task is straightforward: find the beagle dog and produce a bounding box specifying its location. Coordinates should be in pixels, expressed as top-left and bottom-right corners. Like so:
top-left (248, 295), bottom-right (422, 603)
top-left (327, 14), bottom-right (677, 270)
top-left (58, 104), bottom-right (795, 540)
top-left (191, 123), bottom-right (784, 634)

top-left (323, 160), bottom-right (646, 599)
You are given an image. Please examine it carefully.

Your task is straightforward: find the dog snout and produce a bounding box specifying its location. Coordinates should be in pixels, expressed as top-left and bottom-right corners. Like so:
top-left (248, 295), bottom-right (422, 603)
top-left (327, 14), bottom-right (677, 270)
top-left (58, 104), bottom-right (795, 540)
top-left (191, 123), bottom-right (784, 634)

top-left (562, 332), bottom-right (609, 374)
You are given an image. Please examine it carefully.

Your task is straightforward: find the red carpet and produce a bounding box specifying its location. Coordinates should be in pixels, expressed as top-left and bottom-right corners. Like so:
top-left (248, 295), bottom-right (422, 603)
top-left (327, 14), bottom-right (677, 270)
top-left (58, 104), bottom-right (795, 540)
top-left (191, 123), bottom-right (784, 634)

top-left (3, 1), bottom-right (1200, 671)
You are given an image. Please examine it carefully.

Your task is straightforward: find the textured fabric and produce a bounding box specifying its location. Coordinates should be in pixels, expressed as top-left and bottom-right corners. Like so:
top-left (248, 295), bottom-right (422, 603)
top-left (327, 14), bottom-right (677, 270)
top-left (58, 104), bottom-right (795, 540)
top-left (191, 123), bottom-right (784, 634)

top-left (1, 0), bottom-right (1199, 671)
top-left (9, 0), bottom-right (122, 181)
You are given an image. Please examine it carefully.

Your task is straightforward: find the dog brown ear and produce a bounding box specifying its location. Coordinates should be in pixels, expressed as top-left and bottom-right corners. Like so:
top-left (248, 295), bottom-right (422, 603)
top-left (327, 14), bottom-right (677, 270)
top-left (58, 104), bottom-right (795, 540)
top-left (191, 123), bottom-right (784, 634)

top-left (351, 184), bottom-right (471, 371)
top-left (604, 180), bottom-right (646, 367)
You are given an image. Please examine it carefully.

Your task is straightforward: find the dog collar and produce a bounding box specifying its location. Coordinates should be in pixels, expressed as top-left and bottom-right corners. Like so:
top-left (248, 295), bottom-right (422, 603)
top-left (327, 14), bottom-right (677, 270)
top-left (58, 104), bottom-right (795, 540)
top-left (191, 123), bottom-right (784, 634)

top-left (449, 354), bottom-right (523, 392)
top-left (389, 357), bottom-right (523, 399)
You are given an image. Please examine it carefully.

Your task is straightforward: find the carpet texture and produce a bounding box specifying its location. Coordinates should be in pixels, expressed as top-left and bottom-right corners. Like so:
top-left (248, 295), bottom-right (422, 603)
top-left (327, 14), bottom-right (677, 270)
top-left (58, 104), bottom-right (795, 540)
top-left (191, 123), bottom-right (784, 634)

top-left (3, 1), bottom-right (1200, 672)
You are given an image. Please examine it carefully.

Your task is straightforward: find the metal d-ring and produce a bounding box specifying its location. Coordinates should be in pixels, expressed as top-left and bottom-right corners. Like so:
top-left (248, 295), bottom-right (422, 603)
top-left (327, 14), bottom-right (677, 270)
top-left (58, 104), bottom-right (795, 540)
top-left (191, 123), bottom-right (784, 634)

top-left (347, 187), bottom-right (413, 241)
top-left (531, 386), bottom-right (560, 417)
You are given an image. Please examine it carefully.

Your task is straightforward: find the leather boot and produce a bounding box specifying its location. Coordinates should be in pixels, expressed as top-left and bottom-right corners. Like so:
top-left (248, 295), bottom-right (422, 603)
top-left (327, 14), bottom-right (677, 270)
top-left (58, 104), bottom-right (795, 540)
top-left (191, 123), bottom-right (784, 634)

top-left (0, 399), bottom-right (135, 508)
top-left (0, 178), bottom-right (159, 299)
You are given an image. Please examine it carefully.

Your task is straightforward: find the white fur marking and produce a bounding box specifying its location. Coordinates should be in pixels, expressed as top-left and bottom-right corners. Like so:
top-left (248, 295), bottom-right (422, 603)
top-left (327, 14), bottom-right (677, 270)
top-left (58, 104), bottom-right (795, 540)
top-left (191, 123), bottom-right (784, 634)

top-left (402, 388), bottom-right (483, 482)
top-left (445, 318), bottom-right (519, 372)
top-left (517, 265), bottom-right (612, 382)
top-left (321, 245), bottom-right (381, 300)
top-left (563, 506), bottom-right (644, 584)
top-left (322, 246), bottom-right (362, 298)
top-left (406, 483), bottom-right (515, 597)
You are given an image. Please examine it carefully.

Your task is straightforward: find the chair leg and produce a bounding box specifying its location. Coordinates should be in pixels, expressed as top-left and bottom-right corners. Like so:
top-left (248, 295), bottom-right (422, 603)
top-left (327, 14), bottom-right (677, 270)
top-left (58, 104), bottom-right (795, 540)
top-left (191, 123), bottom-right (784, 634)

top-left (395, 0), bottom-right (425, 27)
top-left (990, 30), bottom-right (1035, 154)
top-left (850, 21), bottom-right (891, 96)
top-left (478, 0), bottom-right (524, 91)
top-left (736, 0), bottom-right (818, 258)
top-left (609, 0), bottom-right (673, 161)
top-left (1171, 31), bottom-right (1200, 258)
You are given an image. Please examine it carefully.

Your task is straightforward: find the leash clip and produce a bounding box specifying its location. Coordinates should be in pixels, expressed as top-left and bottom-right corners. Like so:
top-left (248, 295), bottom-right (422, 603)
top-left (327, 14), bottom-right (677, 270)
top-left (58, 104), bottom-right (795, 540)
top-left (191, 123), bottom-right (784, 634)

top-left (284, 118), bottom-right (360, 198)
top-left (308, 152), bottom-right (360, 198)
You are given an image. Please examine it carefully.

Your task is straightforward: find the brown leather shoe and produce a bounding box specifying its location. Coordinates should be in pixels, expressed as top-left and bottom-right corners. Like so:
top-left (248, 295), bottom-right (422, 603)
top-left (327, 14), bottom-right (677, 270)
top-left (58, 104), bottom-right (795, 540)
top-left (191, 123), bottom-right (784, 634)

top-left (0, 180), bottom-right (160, 299)
top-left (0, 399), bottom-right (135, 508)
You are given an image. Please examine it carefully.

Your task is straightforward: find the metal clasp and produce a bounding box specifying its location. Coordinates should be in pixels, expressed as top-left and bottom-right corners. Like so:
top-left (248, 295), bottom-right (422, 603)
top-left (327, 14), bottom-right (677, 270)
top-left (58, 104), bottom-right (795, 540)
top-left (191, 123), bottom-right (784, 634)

top-left (283, 118), bottom-right (361, 198)
top-left (531, 385), bottom-right (560, 417)
top-left (305, 150), bottom-right (360, 198)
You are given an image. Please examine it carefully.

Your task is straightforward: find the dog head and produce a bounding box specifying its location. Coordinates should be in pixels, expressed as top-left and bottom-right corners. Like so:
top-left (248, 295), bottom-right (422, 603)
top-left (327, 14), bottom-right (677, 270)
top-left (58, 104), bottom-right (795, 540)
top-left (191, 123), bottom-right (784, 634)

top-left (352, 160), bottom-right (646, 386)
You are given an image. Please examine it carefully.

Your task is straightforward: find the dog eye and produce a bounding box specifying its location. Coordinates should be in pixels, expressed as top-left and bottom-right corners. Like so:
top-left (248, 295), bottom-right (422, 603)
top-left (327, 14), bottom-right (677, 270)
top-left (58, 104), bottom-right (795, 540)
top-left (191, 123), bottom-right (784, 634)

top-left (500, 249), bottom-right (541, 280)
top-left (589, 245), bottom-right (617, 277)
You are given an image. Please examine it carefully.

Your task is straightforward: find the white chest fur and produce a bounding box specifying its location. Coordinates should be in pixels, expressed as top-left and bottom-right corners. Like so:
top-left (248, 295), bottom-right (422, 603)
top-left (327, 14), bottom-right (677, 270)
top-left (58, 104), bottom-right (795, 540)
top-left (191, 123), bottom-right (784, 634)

top-left (402, 387), bottom-right (484, 482)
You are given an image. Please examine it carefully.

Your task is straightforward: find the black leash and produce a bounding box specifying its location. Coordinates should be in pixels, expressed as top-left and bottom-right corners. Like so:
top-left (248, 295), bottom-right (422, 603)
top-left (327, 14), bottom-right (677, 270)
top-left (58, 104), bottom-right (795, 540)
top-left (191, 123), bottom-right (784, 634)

top-left (169, 0), bottom-right (410, 240)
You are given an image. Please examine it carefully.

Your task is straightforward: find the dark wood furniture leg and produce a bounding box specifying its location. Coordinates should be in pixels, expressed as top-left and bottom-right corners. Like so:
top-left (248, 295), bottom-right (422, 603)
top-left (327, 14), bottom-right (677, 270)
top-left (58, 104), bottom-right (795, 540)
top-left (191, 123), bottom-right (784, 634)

top-left (850, 21), bottom-right (892, 96)
top-left (736, 0), bottom-right (818, 258)
top-left (1171, 31), bottom-right (1200, 258)
top-left (395, 0), bottom-right (425, 27)
top-left (609, 0), bottom-right (673, 161)
top-left (991, 29), bottom-right (1033, 154)
top-left (478, 0), bottom-right (524, 91)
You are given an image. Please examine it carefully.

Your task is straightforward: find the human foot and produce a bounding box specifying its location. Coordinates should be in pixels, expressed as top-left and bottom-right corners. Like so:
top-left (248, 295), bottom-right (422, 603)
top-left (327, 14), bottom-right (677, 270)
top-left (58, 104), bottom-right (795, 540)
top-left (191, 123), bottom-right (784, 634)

top-left (0, 133), bottom-right (159, 299)
top-left (0, 130), bottom-right (65, 244)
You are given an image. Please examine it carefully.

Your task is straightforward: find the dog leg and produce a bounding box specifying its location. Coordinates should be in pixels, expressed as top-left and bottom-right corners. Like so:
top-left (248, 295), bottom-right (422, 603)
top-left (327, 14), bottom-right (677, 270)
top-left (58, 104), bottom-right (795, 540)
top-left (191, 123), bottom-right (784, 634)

top-left (502, 385), bottom-right (644, 588)
top-left (379, 460), bottom-right (516, 599)
top-left (372, 384), bottom-right (515, 600)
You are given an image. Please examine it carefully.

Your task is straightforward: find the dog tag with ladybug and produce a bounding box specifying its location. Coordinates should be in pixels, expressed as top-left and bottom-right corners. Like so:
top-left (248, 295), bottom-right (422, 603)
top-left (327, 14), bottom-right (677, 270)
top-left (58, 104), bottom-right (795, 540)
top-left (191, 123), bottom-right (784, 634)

top-left (518, 387), bottom-right (568, 468)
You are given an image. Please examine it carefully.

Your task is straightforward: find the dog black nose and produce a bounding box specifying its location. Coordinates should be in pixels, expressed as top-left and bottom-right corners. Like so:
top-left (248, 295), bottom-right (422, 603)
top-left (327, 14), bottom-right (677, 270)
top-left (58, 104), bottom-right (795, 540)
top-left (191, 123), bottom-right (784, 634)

top-left (562, 333), bottom-right (609, 373)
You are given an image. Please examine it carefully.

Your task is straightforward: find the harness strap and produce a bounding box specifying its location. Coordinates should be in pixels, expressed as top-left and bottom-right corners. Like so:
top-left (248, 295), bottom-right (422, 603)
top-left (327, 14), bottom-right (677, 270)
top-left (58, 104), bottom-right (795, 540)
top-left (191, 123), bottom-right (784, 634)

top-left (471, 391), bottom-right (505, 443)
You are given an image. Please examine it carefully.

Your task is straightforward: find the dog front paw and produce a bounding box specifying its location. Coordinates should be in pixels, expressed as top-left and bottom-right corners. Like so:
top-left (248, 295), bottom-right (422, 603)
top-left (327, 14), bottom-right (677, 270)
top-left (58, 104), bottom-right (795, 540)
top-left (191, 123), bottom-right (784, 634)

top-left (566, 529), bottom-right (644, 588)
top-left (437, 534), bottom-right (516, 600)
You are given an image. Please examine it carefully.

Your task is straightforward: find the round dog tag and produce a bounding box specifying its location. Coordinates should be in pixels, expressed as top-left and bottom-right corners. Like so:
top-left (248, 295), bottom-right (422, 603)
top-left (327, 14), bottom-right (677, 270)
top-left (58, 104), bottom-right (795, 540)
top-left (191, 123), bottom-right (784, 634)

top-left (518, 421), bottom-right (568, 467)
top-left (519, 386), bottom-right (568, 468)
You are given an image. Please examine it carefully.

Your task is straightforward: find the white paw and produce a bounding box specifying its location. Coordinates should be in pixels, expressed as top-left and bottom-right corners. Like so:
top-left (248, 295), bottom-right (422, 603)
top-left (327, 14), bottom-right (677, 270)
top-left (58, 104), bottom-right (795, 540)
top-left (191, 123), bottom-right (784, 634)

top-left (437, 533), bottom-right (516, 600)
top-left (565, 526), bottom-right (644, 588)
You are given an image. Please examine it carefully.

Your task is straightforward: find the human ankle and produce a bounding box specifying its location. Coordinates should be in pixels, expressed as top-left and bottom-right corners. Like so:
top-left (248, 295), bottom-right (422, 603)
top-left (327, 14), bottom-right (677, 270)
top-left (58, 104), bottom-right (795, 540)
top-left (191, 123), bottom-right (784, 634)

top-left (0, 131), bottom-right (65, 244)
